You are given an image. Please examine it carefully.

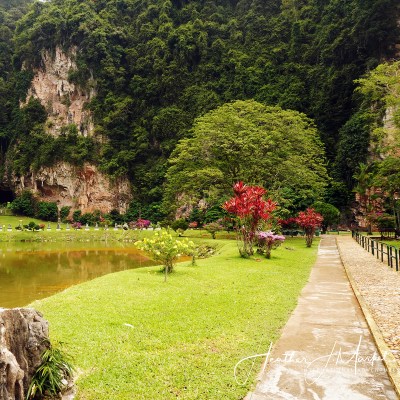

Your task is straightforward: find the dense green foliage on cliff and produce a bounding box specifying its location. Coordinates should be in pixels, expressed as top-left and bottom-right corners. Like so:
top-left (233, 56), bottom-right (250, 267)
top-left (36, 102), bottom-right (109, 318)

top-left (0, 0), bottom-right (399, 216)
top-left (0, 0), bottom-right (33, 162)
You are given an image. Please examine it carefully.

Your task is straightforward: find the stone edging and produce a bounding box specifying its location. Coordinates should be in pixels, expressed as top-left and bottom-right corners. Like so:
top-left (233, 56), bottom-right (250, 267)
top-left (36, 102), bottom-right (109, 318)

top-left (336, 237), bottom-right (400, 398)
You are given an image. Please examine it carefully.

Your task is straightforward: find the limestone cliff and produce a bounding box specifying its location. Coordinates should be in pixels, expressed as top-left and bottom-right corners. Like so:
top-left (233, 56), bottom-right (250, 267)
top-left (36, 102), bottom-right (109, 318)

top-left (17, 47), bottom-right (132, 213)
top-left (14, 162), bottom-right (131, 213)
top-left (25, 46), bottom-right (95, 137)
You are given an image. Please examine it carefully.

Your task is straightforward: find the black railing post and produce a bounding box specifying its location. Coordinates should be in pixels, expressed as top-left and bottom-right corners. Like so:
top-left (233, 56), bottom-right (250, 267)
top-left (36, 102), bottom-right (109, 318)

top-left (352, 231), bottom-right (399, 273)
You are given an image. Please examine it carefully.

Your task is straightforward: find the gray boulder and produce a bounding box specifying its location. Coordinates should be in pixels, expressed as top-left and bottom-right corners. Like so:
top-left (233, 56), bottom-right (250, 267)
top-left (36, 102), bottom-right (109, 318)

top-left (0, 308), bottom-right (49, 400)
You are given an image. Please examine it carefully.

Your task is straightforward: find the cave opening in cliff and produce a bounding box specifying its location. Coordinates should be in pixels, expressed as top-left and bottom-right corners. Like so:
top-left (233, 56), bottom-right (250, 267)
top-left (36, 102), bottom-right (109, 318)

top-left (0, 189), bottom-right (15, 203)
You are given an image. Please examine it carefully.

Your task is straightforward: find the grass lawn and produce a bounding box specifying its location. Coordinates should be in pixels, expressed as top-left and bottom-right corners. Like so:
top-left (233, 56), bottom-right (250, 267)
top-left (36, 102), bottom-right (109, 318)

top-left (0, 215), bottom-right (139, 243)
top-left (0, 215), bottom-right (46, 228)
top-left (30, 235), bottom-right (319, 400)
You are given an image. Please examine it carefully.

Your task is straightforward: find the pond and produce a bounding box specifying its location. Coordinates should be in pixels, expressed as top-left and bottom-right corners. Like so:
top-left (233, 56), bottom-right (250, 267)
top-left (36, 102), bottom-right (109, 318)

top-left (0, 242), bottom-right (156, 308)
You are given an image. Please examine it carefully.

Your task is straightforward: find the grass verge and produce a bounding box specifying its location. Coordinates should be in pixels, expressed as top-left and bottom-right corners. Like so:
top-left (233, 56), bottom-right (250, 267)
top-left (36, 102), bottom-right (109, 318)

top-left (31, 236), bottom-right (318, 400)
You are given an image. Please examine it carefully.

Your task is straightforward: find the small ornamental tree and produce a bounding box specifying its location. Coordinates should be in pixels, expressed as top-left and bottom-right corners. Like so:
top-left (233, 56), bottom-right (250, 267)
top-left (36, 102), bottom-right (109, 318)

top-left (223, 182), bottom-right (277, 257)
top-left (203, 220), bottom-right (224, 239)
top-left (295, 208), bottom-right (323, 247)
top-left (171, 219), bottom-right (189, 236)
top-left (135, 230), bottom-right (195, 281)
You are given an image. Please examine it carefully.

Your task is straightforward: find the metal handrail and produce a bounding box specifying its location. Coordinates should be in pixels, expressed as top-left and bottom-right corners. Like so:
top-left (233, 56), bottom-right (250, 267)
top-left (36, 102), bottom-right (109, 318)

top-left (352, 231), bottom-right (399, 272)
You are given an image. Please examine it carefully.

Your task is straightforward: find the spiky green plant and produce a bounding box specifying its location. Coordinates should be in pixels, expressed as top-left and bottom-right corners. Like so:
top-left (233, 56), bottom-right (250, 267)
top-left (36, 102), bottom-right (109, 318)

top-left (27, 342), bottom-right (74, 400)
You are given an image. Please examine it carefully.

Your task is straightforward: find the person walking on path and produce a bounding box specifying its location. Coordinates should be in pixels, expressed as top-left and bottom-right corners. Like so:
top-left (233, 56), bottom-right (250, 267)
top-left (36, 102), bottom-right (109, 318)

top-left (246, 235), bottom-right (398, 400)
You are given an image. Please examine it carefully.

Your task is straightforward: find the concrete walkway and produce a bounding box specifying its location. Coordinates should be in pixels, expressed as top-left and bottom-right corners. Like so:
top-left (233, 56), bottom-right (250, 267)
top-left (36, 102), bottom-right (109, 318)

top-left (246, 235), bottom-right (398, 400)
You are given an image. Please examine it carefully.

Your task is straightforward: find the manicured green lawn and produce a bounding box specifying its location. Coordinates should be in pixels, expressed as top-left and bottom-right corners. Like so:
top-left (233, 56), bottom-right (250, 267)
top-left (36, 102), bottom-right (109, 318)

top-left (0, 215), bottom-right (45, 227)
top-left (31, 236), bottom-right (318, 400)
top-left (0, 216), bottom-right (138, 243)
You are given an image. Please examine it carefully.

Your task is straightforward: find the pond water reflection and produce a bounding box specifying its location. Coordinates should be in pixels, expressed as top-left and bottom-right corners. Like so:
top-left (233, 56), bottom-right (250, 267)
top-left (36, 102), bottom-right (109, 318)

top-left (0, 242), bottom-right (156, 308)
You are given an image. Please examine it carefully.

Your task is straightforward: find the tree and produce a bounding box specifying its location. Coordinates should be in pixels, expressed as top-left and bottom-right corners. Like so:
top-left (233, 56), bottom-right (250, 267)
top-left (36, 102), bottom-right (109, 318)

top-left (295, 208), bottom-right (323, 247)
top-left (36, 201), bottom-right (58, 222)
top-left (10, 190), bottom-right (36, 217)
top-left (312, 201), bottom-right (340, 233)
top-left (135, 230), bottom-right (195, 281)
top-left (171, 219), bottom-right (189, 236)
top-left (165, 100), bottom-right (328, 214)
top-left (223, 181), bottom-right (276, 257)
top-left (203, 221), bottom-right (224, 239)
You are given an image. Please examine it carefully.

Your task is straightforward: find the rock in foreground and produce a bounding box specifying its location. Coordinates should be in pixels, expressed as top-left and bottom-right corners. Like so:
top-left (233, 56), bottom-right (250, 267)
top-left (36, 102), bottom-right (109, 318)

top-left (0, 308), bottom-right (49, 400)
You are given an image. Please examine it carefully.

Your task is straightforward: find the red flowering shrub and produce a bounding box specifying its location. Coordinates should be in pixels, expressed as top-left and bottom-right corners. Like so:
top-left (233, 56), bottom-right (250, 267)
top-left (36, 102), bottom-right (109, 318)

top-left (295, 208), bottom-right (323, 247)
top-left (278, 217), bottom-right (301, 236)
top-left (223, 182), bottom-right (276, 257)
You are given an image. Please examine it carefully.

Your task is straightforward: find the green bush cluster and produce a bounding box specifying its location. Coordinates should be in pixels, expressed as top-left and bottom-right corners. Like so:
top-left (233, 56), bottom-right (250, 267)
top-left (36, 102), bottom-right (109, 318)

top-left (10, 191), bottom-right (59, 222)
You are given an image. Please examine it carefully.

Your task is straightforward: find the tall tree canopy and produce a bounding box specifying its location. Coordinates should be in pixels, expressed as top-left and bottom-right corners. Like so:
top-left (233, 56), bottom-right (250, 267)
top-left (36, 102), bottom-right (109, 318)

top-left (164, 100), bottom-right (328, 213)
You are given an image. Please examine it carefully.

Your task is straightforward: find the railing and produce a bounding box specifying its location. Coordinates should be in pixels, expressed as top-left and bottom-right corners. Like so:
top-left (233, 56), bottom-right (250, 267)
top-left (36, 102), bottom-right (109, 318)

top-left (352, 231), bottom-right (399, 272)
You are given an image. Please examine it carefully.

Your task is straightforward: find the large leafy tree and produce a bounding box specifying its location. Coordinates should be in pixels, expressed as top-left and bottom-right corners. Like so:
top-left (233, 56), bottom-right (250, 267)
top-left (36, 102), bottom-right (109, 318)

top-left (164, 99), bottom-right (328, 214)
top-left (312, 201), bottom-right (340, 233)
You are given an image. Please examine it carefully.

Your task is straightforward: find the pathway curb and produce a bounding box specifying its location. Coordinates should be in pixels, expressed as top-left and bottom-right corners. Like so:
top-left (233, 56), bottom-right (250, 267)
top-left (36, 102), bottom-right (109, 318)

top-left (337, 236), bottom-right (400, 398)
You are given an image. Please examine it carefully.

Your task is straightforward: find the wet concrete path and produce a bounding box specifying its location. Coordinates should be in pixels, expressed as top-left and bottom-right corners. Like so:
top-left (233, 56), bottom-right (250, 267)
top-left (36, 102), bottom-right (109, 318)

top-left (246, 235), bottom-right (398, 400)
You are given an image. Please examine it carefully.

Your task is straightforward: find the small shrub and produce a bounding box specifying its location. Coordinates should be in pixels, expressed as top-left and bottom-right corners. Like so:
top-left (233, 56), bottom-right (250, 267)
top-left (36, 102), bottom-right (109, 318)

top-left (24, 221), bottom-right (40, 231)
top-left (27, 342), bottom-right (74, 400)
top-left (171, 219), bottom-right (189, 236)
top-left (203, 221), bottom-right (224, 239)
top-left (257, 231), bottom-right (285, 259)
top-left (72, 222), bottom-right (82, 230)
top-left (80, 212), bottom-right (95, 225)
top-left (108, 209), bottom-right (124, 224)
top-left (60, 206), bottom-right (71, 221)
top-left (72, 210), bottom-right (82, 222)
top-left (36, 201), bottom-right (58, 222)
top-left (135, 230), bottom-right (195, 281)
top-left (10, 190), bottom-right (37, 217)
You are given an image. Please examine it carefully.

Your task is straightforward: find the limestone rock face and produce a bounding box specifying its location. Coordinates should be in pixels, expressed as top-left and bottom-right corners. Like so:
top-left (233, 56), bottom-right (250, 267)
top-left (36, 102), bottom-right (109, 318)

top-left (15, 47), bottom-right (133, 212)
top-left (14, 162), bottom-right (131, 214)
top-left (0, 308), bottom-right (49, 400)
top-left (26, 47), bottom-right (95, 137)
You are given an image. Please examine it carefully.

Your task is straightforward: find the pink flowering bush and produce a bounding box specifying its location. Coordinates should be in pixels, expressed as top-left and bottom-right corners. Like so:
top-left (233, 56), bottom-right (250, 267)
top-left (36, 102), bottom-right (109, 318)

top-left (257, 231), bottom-right (285, 259)
top-left (72, 222), bottom-right (82, 230)
top-left (134, 219), bottom-right (151, 229)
